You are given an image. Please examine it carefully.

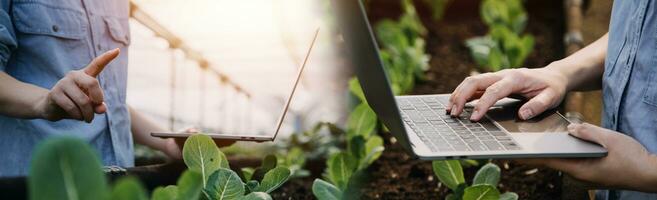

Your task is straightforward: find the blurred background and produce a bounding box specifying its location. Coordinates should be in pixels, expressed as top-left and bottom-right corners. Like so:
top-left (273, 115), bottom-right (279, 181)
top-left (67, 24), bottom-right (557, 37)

top-left (127, 0), bottom-right (350, 139)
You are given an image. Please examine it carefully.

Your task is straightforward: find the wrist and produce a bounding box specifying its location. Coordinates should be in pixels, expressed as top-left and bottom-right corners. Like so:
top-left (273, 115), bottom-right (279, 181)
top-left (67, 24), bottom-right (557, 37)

top-left (544, 60), bottom-right (574, 91)
top-left (30, 90), bottom-right (51, 120)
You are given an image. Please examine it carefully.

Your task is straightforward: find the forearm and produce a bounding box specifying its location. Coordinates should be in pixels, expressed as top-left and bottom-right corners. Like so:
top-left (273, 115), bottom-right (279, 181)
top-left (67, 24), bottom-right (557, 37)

top-left (545, 33), bottom-right (608, 92)
top-left (129, 106), bottom-right (170, 152)
top-left (0, 72), bottom-right (49, 119)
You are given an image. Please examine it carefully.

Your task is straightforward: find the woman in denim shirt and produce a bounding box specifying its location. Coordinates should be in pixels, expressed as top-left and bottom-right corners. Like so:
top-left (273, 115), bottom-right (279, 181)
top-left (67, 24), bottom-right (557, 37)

top-left (449, 1), bottom-right (657, 199)
top-left (0, 0), bottom-right (195, 177)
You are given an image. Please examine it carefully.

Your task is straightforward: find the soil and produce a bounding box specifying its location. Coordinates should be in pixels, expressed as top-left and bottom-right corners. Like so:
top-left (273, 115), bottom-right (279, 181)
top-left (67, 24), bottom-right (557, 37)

top-left (359, 132), bottom-right (561, 199)
top-left (271, 0), bottom-right (567, 199)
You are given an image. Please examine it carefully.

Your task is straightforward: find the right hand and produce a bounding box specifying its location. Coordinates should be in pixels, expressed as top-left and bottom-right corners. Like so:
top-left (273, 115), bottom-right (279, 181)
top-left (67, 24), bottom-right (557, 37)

top-left (447, 68), bottom-right (568, 121)
top-left (35, 49), bottom-right (120, 122)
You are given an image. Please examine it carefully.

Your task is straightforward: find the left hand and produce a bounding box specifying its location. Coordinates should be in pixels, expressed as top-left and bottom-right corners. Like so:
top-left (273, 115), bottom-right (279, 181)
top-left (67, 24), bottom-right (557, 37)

top-left (519, 123), bottom-right (657, 192)
top-left (161, 128), bottom-right (237, 160)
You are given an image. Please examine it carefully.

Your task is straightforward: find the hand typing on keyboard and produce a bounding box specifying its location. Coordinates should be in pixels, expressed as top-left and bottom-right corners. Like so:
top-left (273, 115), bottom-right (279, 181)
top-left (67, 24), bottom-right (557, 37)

top-left (446, 68), bottom-right (569, 121)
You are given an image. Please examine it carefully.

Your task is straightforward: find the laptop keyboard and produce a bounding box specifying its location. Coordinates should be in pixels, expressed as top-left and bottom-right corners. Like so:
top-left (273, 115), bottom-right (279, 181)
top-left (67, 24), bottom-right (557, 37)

top-left (397, 96), bottom-right (522, 152)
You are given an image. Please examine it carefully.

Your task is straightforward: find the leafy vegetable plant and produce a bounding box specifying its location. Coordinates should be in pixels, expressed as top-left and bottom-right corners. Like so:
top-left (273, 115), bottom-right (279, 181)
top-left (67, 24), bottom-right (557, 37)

top-left (466, 0), bottom-right (534, 71)
top-left (310, 1), bottom-right (433, 198)
top-left (432, 160), bottom-right (518, 200)
top-left (374, 0), bottom-right (430, 95)
top-left (28, 134), bottom-right (291, 200)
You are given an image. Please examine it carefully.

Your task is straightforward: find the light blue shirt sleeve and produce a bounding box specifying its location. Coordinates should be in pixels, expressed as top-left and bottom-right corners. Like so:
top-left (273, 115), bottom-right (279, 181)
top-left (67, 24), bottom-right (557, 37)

top-left (0, 0), bottom-right (17, 70)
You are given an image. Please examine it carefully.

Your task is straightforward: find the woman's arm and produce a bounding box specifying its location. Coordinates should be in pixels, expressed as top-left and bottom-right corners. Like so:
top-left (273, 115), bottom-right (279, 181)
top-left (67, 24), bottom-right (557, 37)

top-left (0, 72), bottom-right (49, 119)
top-left (546, 33), bottom-right (608, 91)
top-left (128, 106), bottom-right (182, 159)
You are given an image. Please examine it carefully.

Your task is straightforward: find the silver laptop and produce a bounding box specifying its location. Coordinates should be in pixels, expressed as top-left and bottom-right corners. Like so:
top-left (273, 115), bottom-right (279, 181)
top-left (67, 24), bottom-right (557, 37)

top-left (151, 29), bottom-right (320, 142)
top-left (331, 0), bottom-right (607, 159)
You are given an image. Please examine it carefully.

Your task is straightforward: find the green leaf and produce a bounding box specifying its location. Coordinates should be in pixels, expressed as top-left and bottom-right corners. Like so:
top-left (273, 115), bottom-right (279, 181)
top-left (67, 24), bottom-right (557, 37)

top-left (473, 163), bottom-right (501, 186)
top-left (347, 103), bottom-right (377, 139)
top-left (241, 168), bottom-right (255, 182)
top-left (348, 135), bottom-right (366, 161)
top-left (446, 184), bottom-right (467, 200)
top-left (28, 137), bottom-right (109, 200)
top-left (500, 192), bottom-right (519, 200)
top-left (349, 77), bottom-right (366, 103)
top-left (255, 167), bottom-right (291, 193)
top-left (312, 179), bottom-right (342, 200)
top-left (183, 134), bottom-right (229, 188)
top-left (177, 170), bottom-right (203, 200)
top-left (245, 180), bottom-right (259, 193)
top-left (327, 152), bottom-right (357, 190)
top-left (281, 147), bottom-right (307, 177)
top-left (239, 192), bottom-right (272, 200)
top-left (359, 135), bottom-right (384, 169)
top-left (111, 177), bottom-right (148, 200)
top-left (151, 186), bottom-right (178, 200)
top-left (342, 170), bottom-right (369, 200)
top-left (463, 184), bottom-right (500, 200)
top-left (432, 160), bottom-right (465, 190)
top-left (252, 155), bottom-right (278, 182)
top-left (204, 168), bottom-right (245, 200)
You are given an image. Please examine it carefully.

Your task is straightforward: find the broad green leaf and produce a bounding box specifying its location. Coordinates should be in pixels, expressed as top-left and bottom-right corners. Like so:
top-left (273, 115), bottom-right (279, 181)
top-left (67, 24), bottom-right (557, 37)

top-left (500, 192), bottom-right (519, 200)
top-left (312, 179), bottom-right (342, 200)
top-left (28, 137), bottom-right (109, 200)
top-left (463, 184), bottom-right (500, 200)
top-left (177, 170), bottom-right (203, 200)
top-left (204, 168), bottom-right (245, 200)
top-left (111, 177), bottom-right (148, 200)
top-left (252, 155), bottom-right (278, 182)
top-left (255, 167), bottom-right (291, 193)
top-left (183, 134), bottom-right (229, 187)
top-left (432, 160), bottom-right (465, 190)
top-left (473, 163), bottom-right (501, 186)
top-left (327, 152), bottom-right (357, 190)
top-left (348, 77), bottom-right (366, 103)
top-left (347, 103), bottom-right (377, 139)
top-left (239, 192), bottom-right (272, 200)
top-left (151, 186), bottom-right (178, 200)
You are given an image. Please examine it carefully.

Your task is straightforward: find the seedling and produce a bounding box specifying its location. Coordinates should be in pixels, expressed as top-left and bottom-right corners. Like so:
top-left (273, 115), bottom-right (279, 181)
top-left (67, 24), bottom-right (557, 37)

top-left (466, 0), bottom-right (534, 71)
top-left (432, 161), bottom-right (518, 200)
top-left (28, 135), bottom-right (290, 200)
top-left (374, 0), bottom-right (430, 95)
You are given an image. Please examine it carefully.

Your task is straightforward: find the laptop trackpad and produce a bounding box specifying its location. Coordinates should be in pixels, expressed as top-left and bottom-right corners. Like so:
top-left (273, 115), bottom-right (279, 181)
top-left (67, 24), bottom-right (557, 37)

top-left (485, 100), bottom-right (569, 133)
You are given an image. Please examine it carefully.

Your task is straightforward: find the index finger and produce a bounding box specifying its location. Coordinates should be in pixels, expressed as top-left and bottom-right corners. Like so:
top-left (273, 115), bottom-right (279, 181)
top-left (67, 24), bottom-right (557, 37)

top-left (84, 48), bottom-right (120, 77)
top-left (448, 73), bottom-right (502, 116)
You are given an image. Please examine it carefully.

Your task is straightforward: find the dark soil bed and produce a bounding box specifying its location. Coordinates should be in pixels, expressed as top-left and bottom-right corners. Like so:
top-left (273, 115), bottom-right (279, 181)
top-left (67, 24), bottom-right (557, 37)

top-left (272, 0), bottom-right (567, 199)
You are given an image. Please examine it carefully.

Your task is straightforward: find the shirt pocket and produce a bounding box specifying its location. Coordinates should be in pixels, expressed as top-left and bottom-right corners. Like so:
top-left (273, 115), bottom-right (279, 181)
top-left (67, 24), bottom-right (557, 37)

top-left (642, 41), bottom-right (657, 107)
top-left (103, 17), bottom-right (131, 48)
top-left (12, 2), bottom-right (86, 40)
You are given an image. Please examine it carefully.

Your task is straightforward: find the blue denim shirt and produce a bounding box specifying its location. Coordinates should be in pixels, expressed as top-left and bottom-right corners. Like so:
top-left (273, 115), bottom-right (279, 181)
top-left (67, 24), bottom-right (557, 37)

top-left (0, 0), bottom-right (133, 177)
top-left (600, 0), bottom-right (657, 199)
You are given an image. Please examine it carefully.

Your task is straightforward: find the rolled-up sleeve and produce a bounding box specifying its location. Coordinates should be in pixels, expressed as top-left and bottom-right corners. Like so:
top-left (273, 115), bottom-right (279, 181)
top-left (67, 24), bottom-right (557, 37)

top-left (0, 1), bottom-right (17, 71)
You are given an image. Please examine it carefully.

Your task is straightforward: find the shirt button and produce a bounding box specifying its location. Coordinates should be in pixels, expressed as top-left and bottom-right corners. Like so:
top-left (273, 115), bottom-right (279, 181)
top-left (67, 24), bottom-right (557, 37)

top-left (97, 44), bottom-right (102, 51)
top-left (52, 25), bottom-right (59, 32)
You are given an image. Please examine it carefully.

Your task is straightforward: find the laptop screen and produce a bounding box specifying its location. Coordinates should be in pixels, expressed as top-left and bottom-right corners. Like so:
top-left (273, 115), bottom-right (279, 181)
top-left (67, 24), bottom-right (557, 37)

top-left (331, 0), bottom-right (414, 152)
